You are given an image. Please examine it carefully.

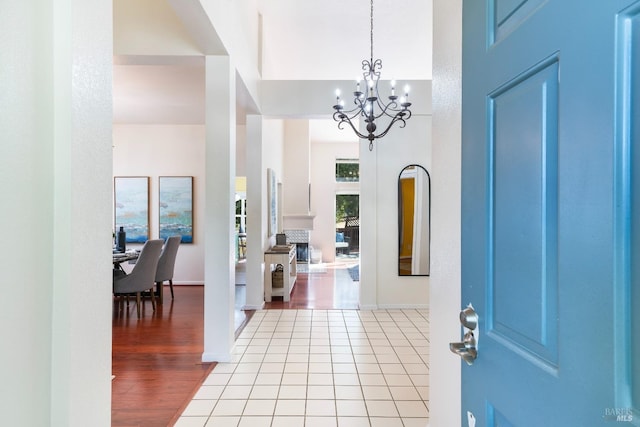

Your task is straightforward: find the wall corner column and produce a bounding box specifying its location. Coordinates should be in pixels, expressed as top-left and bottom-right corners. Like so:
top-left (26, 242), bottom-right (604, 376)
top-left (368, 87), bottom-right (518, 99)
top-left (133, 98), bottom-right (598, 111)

top-left (245, 114), bottom-right (266, 309)
top-left (48, 0), bottom-right (113, 425)
top-left (359, 139), bottom-right (378, 309)
top-left (203, 55), bottom-right (236, 362)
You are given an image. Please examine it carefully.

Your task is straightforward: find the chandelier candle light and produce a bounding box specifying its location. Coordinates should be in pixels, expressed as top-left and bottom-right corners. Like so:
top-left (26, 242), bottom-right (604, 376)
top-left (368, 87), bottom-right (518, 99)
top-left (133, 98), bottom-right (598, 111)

top-left (332, 0), bottom-right (412, 151)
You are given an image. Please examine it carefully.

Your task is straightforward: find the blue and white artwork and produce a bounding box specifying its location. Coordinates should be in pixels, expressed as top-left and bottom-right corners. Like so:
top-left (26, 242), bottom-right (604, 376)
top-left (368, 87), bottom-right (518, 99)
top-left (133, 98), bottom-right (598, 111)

top-left (114, 176), bottom-right (149, 243)
top-left (159, 176), bottom-right (193, 243)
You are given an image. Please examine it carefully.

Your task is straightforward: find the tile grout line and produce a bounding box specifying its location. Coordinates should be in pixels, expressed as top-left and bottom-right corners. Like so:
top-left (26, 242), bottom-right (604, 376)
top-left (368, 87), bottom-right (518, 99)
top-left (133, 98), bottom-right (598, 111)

top-left (176, 308), bottom-right (430, 426)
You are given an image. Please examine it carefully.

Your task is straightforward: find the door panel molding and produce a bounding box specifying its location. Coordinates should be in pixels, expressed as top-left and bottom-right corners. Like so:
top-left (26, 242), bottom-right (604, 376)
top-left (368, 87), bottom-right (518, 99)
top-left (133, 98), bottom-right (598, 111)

top-left (489, 0), bottom-right (548, 46)
top-left (487, 402), bottom-right (515, 427)
top-left (486, 55), bottom-right (559, 372)
top-left (614, 1), bottom-right (640, 417)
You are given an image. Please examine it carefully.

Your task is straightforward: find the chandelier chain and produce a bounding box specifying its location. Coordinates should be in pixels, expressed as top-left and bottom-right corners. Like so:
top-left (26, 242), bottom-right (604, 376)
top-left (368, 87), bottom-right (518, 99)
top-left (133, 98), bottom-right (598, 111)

top-left (370, 0), bottom-right (374, 62)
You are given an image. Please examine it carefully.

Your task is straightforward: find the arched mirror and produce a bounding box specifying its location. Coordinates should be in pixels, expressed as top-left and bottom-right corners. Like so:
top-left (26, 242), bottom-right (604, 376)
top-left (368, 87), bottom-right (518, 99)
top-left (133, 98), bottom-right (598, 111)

top-left (398, 164), bottom-right (431, 276)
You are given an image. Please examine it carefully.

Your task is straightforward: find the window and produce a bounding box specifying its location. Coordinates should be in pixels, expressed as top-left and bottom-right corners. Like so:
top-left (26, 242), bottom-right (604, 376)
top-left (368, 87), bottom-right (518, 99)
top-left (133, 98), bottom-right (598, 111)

top-left (235, 197), bottom-right (246, 232)
top-left (335, 159), bottom-right (359, 182)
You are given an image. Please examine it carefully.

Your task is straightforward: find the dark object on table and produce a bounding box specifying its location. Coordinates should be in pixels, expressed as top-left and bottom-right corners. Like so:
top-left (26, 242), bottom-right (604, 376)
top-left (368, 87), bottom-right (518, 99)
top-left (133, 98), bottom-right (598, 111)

top-left (116, 226), bottom-right (126, 252)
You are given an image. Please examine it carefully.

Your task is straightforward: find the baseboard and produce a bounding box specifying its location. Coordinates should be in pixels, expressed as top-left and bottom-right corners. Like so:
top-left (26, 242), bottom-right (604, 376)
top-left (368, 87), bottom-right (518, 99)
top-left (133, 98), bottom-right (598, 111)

top-left (358, 304), bottom-right (379, 310)
top-left (376, 303), bottom-right (430, 310)
top-left (172, 281), bottom-right (204, 286)
top-left (201, 352), bottom-right (232, 363)
top-left (243, 303), bottom-right (264, 310)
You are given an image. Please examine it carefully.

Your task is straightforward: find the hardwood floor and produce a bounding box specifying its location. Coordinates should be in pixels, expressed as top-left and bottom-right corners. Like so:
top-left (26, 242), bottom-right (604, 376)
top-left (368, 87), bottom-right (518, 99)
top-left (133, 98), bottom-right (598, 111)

top-left (265, 260), bottom-right (360, 309)
top-left (112, 286), bottom-right (214, 427)
top-left (112, 261), bottom-right (358, 426)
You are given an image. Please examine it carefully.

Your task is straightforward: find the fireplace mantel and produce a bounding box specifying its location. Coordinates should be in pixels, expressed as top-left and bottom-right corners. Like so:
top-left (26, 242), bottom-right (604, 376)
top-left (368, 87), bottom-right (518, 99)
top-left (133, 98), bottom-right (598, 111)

top-left (282, 214), bottom-right (315, 231)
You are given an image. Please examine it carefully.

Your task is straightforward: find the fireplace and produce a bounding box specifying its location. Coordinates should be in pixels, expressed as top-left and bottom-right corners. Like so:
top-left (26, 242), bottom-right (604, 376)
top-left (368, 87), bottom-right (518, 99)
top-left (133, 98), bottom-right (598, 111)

top-left (296, 243), bottom-right (309, 263)
top-left (284, 230), bottom-right (310, 263)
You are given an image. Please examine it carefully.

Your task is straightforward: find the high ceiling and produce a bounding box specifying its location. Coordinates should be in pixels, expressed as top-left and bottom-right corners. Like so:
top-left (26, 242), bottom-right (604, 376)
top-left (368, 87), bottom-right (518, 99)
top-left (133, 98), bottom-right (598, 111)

top-left (258, 0), bottom-right (432, 81)
top-left (113, 0), bottom-right (432, 125)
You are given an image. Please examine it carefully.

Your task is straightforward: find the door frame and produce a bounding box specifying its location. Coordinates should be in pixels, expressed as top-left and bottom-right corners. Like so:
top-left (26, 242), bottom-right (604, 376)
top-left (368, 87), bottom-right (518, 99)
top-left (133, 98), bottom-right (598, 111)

top-left (430, 0), bottom-right (463, 426)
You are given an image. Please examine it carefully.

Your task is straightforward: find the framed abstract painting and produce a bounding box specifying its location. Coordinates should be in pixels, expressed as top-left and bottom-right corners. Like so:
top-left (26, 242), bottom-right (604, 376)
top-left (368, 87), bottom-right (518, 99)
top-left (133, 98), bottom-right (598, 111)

top-left (267, 168), bottom-right (277, 237)
top-left (114, 176), bottom-right (150, 243)
top-left (159, 176), bottom-right (193, 243)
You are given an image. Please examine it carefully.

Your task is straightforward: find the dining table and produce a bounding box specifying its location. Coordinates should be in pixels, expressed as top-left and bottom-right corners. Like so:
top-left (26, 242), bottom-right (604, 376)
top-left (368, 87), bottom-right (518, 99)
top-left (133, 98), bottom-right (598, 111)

top-left (112, 250), bottom-right (139, 272)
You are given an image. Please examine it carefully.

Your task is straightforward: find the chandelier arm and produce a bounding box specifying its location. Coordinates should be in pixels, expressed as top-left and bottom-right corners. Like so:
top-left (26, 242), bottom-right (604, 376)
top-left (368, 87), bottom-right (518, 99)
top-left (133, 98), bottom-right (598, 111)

top-left (380, 108), bottom-right (410, 121)
top-left (337, 105), bottom-right (367, 121)
top-left (373, 99), bottom-right (403, 119)
top-left (335, 114), bottom-right (368, 141)
top-left (333, 94), bottom-right (369, 119)
top-left (373, 116), bottom-right (407, 140)
top-left (353, 94), bottom-right (368, 112)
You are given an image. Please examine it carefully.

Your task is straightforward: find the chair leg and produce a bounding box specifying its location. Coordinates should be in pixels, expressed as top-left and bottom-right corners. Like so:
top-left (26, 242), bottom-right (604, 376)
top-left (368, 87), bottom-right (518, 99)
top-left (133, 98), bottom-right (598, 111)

top-left (156, 281), bottom-right (163, 304)
top-left (135, 292), bottom-right (141, 318)
top-left (149, 286), bottom-right (156, 311)
top-left (169, 279), bottom-right (174, 299)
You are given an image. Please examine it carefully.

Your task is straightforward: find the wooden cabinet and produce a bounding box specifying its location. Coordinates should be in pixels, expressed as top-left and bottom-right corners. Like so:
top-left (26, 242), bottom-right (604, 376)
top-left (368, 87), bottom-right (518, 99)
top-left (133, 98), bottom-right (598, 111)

top-left (264, 244), bottom-right (297, 302)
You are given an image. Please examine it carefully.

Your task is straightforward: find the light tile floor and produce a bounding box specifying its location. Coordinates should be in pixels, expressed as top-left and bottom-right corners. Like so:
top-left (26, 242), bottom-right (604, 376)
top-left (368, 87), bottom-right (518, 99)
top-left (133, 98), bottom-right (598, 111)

top-left (175, 309), bottom-right (429, 427)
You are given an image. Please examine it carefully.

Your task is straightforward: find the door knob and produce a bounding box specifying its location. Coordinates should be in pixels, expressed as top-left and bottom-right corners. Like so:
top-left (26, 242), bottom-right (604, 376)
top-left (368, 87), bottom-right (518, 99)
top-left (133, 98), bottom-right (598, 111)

top-left (449, 304), bottom-right (478, 365)
top-left (449, 331), bottom-right (477, 365)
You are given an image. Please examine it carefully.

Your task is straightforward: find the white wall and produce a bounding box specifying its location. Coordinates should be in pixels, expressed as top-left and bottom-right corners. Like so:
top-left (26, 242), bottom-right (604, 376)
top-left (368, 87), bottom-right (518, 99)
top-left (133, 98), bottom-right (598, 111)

top-left (283, 120), bottom-right (311, 216)
top-left (244, 118), bottom-right (285, 310)
top-left (200, 0), bottom-right (261, 108)
top-left (361, 115), bottom-right (432, 309)
top-left (430, 0), bottom-right (463, 425)
top-left (309, 141), bottom-right (360, 262)
top-left (0, 1), bottom-right (113, 425)
top-left (113, 124), bottom-right (206, 284)
top-left (236, 124), bottom-right (247, 177)
top-left (262, 79), bottom-right (431, 118)
top-left (114, 0), bottom-right (201, 56)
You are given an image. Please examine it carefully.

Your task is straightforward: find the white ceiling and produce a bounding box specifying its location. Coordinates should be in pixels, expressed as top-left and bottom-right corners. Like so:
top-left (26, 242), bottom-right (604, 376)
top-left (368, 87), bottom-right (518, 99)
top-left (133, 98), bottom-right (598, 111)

top-left (259, 0), bottom-right (433, 81)
top-left (113, 0), bottom-right (432, 126)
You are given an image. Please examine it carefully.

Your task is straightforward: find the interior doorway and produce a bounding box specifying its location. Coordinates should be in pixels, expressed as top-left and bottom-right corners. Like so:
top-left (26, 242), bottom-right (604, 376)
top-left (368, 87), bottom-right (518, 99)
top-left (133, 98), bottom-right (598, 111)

top-left (234, 191), bottom-right (247, 321)
top-left (335, 194), bottom-right (360, 261)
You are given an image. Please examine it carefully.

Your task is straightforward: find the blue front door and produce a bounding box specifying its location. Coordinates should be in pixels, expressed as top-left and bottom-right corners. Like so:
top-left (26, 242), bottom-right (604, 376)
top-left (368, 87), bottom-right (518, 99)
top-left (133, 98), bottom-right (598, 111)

top-left (461, 0), bottom-right (640, 425)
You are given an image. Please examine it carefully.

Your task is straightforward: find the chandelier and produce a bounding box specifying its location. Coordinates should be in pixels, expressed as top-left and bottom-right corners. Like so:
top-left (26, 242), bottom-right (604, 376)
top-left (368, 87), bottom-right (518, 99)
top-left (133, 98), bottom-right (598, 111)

top-left (332, 0), bottom-right (412, 151)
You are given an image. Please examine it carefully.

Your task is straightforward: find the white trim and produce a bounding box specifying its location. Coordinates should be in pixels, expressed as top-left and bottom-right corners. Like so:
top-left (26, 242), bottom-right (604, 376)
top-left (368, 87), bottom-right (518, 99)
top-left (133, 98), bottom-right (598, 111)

top-left (201, 352), bottom-right (232, 363)
top-left (377, 304), bottom-right (430, 310)
top-left (242, 303), bottom-right (265, 310)
top-left (358, 304), bottom-right (379, 310)
top-left (431, 0), bottom-right (463, 425)
top-left (282, 214), bottom-right (315, 230)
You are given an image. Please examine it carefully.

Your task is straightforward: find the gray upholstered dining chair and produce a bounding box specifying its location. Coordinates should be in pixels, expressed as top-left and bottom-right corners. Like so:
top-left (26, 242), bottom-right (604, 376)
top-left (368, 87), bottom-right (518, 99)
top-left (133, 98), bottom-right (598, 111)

top-left (155, 235), bottom-right (181, 302)
top-left (113, 239), bottom-right (164, 318)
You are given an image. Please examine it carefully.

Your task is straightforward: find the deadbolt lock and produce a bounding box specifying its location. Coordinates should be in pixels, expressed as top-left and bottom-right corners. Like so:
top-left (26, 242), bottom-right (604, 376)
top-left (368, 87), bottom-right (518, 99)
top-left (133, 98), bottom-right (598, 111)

top-left (449, 304), bottom-right (478, 365)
